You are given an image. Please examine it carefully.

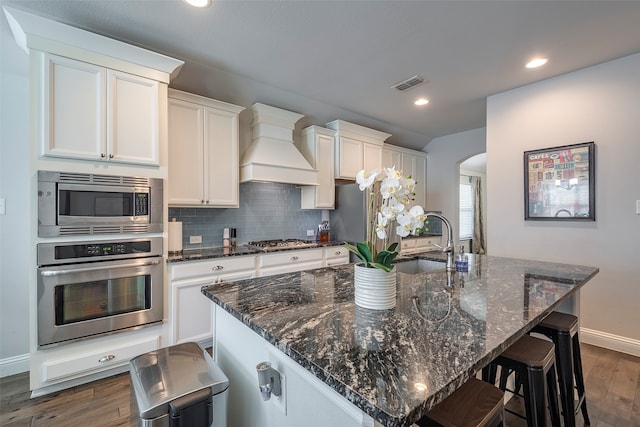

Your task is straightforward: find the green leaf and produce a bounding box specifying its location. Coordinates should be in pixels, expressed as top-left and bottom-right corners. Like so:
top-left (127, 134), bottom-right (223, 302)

top-left (343, 243), bottom-right (366, 264)
top-left (356, 242), bottom-right (373, 263)
top-left (370, 262), bottom-right (394, 272)
top-left (386, 242), bottom-right (399, 252)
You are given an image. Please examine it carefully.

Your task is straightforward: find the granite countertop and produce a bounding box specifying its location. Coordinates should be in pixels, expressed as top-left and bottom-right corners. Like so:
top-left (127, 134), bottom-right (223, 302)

top-left (167, 241), bottom-right (344, 263)
top-left (202, 253), bottom-right (598, 427)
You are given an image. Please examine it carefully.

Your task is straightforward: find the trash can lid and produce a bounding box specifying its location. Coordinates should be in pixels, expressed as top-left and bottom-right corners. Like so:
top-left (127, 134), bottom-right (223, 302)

top-left (129, 342), bottom-right (229, 420)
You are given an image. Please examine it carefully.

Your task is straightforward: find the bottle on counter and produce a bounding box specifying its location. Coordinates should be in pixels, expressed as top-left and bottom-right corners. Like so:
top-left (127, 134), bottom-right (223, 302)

top-left (455, 245), bottom-right (468, 272)
top-left (230, 228), bottom-right (237, 248)
top-left (317, 221), bottom-right (330, 244)
top-left (223, 227), bottom-right (230, 248)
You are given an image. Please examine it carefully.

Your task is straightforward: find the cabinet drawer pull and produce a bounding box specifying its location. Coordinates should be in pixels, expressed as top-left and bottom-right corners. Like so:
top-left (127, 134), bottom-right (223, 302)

top-left (98, 354), bottom-right (116, 363)
top-left (290, 256), bottom-right (299, 261)
top-left (335, 251), bottom-right (342, 255)
top-left (211, 265), bottom-right (224, 271)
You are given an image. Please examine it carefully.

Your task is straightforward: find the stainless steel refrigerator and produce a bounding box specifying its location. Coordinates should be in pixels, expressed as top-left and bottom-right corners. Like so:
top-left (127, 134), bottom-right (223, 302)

top-left (329, 183), bottom-right (442, 260)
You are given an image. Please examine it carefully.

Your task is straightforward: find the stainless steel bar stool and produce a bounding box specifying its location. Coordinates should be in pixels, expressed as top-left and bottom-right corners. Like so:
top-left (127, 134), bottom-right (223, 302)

top-left (531, 311), bottom-right (590, 427)
top-left (482, 334), bottom-right (562, 427)
top-left (416, 377), bottom-right (504, 427)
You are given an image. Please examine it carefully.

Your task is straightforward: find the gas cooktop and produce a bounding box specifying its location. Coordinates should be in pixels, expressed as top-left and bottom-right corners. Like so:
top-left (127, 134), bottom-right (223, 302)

top-left (247, 239), bottom-right (319, 251)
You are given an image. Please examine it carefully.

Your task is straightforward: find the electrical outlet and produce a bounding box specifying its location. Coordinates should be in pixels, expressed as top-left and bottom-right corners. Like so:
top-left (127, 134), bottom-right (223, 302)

top-left (306, 229), bottom-right (314, 237)
top-left (189, 235), bottom-right (202, 244)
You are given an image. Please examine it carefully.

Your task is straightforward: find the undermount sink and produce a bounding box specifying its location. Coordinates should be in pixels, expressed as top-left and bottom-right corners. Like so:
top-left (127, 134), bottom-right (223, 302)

top-left (394, 259), bottom-right (446, 274)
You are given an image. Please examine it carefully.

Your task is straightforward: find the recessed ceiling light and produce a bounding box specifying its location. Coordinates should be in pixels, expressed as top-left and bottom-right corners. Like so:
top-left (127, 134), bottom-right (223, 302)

top-left (414, 98), bottom-right (429, 106)
top-left (526, 58), bottom-right (548, 69)
top-left (184, 0), bottom-right (211, 7)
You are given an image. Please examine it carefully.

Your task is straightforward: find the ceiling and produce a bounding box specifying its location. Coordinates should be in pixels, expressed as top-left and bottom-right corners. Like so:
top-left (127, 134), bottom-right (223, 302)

top-left (4, 0), bottom-right (640, 151)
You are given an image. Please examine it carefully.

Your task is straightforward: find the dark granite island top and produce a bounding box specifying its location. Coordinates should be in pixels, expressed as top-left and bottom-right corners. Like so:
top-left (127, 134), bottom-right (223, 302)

top-left (202, 253), bottom-right (598, 427)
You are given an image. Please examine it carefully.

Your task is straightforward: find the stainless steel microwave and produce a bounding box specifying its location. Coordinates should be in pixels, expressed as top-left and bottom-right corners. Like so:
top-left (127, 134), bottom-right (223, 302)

top-left (38, 170), bottom-right (163, 237)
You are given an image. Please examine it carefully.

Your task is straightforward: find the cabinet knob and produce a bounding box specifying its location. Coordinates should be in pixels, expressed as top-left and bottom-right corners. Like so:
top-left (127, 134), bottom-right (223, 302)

top-left (290, 256), bottom-right (299, 261)
top-left (201, 200), bottom-right (205, 204)
top-left (100, 153), bottom-right (106, 158)
top-left (109, 153), bottom-right (114, 159)
top-left (335, 251), bottom-right (342, 255)
top-left (98, 354), bottom-right (116, 363)
top-left (212, 265), bottom-right (224, 271)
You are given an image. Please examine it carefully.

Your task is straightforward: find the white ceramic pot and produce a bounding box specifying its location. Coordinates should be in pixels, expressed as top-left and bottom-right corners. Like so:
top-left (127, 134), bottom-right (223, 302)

top-left (353, 263), bottom-right (397, 310)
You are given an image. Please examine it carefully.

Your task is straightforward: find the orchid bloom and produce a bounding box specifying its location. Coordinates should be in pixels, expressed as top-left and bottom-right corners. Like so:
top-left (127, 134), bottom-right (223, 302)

top-left (375, 212), bottom-right (388, 239)
top-left (395, 212), bottom-right (414, 237)
top-left (380, 176), bottom-right (401, 199)
top-left (347, 168), bottom-right (427, 271)
top-left (356, 169), bottom-right (377, 191)
top-left (380, 197), bottom-right (405, 220)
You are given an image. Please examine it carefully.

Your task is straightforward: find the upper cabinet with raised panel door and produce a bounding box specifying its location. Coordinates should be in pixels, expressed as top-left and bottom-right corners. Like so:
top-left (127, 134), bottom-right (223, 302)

top-left (326, 120), bottom-right (391, 180)
top-left (5, 7), bottom-right (184, 166)
top-left (168, 89), bottom-right (245, 207)
top-left (300, 126), bottom-right (336, 209)
top-left (41, 54), bottom-right (161, 165)
top-left (382, 144), bottom-right (427, 208)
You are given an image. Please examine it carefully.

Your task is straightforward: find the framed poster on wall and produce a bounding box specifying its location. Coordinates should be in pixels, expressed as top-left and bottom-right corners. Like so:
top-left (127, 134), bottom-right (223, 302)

top-left (524, 141), bottom-right (595, 221)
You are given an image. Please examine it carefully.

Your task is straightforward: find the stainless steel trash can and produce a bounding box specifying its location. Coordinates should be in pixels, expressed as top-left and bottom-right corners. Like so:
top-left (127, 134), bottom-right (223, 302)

top-left (129, 342), bottom-right (229, 427)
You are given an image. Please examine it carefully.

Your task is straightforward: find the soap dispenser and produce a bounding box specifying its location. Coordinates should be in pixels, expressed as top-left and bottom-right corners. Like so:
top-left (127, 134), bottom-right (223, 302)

top-left (455, 245), bottom-right (468, 272)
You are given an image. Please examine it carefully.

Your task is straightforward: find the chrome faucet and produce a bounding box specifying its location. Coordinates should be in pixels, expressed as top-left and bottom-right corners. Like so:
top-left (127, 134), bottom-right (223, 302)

top-left (425, 212), bottom-right (455, 272)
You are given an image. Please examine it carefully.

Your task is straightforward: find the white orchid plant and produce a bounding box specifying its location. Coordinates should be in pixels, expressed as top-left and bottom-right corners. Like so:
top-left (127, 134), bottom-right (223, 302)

top-left (344, 167), bottom-right (428, 272)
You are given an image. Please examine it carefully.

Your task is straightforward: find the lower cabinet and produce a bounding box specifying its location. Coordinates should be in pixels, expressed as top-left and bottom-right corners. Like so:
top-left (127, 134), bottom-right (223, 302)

top-left (30, 327), bottom-right (161, 396)
top-left (168, 256), bottom-right (257, 346)
top-left (214, 306), bottom-right (376, 427)
top-left (400, 236), bottom-right (441, 255)
top-left (168, 247), bottom-right (350, 348)
top-left (258, 248), bottom-right (324, 277)
top-left (324, 247), bottom-right (350, 266)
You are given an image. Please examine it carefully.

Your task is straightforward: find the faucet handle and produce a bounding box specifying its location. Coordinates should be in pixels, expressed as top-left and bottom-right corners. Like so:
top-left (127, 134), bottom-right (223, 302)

top-left (434, 243), bottom-right (453, 253)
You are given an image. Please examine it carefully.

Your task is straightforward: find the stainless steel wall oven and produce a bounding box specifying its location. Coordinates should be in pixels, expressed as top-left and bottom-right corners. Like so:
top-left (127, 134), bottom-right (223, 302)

top-left (38, 170), bottom-right (163, 237)
top-left (37, 237), bottom-right (163, 347)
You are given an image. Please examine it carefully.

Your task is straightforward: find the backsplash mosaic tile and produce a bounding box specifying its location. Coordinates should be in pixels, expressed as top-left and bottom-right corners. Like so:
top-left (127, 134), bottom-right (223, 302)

top-left (169, 182), bottom-right (323, 249)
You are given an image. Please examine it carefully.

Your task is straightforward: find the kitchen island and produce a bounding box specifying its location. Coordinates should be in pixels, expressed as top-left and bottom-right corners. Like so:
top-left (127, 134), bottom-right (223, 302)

top-left (202, 252), bottom-right (598, 427)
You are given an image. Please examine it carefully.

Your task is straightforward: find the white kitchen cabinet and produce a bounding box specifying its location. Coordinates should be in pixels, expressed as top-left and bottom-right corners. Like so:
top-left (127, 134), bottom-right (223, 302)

top-left (382, 146), bottom-right (402, 170)
top-left (168, 89), bottom-right (245, 207)
top-left (214, 306), bottom-right (377, 427)
top-left (382, 144), bottom-right (427, 209)
top-left (402, 151), bottom-right (427, 209)
top-left (400, 236), bottom-right (440, 255)
top-left (168, 256), bottom-right (256, 346)
top-left (258, 248), bottom-right (324, 277)
top-left (326, 120), bottom-right (390, 180)
top-left (323, 246), bottom-right (350, 266)
top-left (40, 334), bottom-right (158, 384)
top-left (40, 53), bottom-right (161, 165)
top-left (300, 126), bottom-right (336, 209)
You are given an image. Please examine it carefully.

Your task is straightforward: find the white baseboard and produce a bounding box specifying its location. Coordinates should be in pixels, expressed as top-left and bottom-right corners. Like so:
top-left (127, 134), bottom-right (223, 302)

top-left (0, 353), bottom-right (29, 378)
top-left (580, 327), bottom-right (640, 358)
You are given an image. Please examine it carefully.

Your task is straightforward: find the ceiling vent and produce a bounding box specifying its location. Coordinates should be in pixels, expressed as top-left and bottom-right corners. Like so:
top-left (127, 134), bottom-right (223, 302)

top-left (391, 75), bottom-right (427, 92)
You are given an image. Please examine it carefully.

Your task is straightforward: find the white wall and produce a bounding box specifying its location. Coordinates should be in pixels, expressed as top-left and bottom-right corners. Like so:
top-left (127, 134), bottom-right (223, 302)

top-left (486, 53), bottom-right (640, 349)
top-left (425, 127), bottom-right (486, 247)
top-left (0, 6), bottom-right (31, 376)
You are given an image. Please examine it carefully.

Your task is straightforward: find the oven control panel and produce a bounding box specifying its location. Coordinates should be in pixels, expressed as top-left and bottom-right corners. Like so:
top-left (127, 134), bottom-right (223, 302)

top-left (37, 237), bottom-right (163, 266)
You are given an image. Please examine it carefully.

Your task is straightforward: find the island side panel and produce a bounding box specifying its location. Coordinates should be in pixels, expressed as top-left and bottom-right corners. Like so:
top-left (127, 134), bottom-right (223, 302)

top-left (213, 305), bottom-right (379, 427)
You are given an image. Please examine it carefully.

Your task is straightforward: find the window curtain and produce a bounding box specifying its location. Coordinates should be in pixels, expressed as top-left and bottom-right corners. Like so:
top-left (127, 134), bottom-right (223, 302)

top-left (471, 176), bottom-right (486, 255)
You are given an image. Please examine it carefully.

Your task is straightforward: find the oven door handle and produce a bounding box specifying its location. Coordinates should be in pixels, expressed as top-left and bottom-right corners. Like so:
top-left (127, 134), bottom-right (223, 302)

top-left (40, 259), bottom-right (161, 277)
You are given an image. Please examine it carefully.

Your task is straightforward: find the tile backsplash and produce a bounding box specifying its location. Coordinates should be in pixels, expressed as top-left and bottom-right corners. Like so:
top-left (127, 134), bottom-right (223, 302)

top-left (169, 182), bottom-right (323, 249)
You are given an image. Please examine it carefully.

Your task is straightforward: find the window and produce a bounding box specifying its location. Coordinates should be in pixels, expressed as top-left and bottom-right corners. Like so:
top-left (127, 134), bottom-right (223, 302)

top-left (459, 175), bottom-right (473, 240)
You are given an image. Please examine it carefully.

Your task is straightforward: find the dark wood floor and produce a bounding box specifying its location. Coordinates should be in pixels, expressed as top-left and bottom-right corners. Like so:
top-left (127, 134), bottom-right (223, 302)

top-left (1, 343), bottom-right (639, 426)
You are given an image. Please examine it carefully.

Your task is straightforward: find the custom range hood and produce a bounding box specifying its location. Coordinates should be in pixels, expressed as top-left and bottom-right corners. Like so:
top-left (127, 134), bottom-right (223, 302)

top-left (240, 103), bottom-right (318, 186)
